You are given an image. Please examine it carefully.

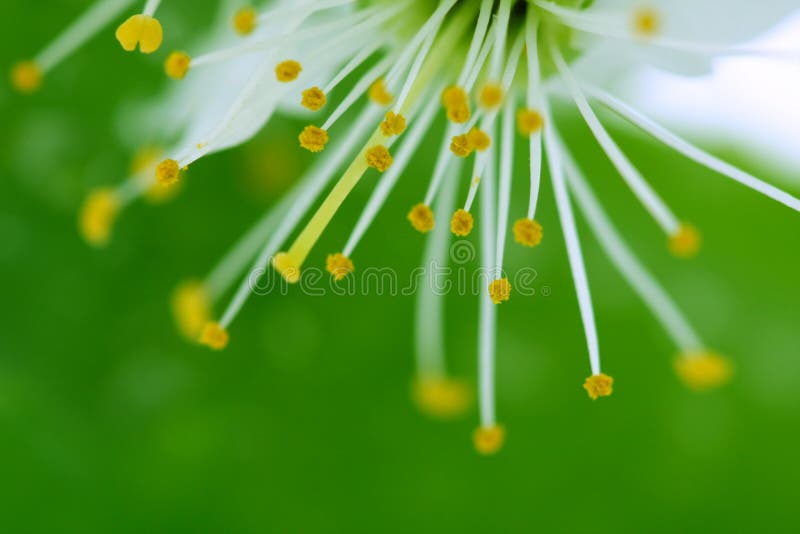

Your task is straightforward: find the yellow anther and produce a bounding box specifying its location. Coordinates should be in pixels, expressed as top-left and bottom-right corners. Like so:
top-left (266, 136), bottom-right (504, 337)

top-left (115, 15), bottom-right (163, 54)
top-left (517, 109), bottom-right (544, 136)
top-left (275, 60), bottom-right (302, 82)
top-left (488, 278), bottom-right (512, 304)
top-left (272, 252), bottom-right (301, 284)
top-left (79, 188), bottom-right (120, 247)
top-left (412, 377), bottom-right (472, 419)
top-left (632, 6), bottom-right (661, 37)
top-left (155, 158), bottom-right (181, 186)
top-left (441, 85), bottom-right (471, 124)
top-left (199, 322), bottom-right (229, 350)
top-left (232, 7), bottom-right (258, 35)
top-left (380, 111), bottom-right (407, 136)
top-left (171, 281), bottom-right (211, 340)
top-left (326, 252), bottom-right (354, 281)
top-left (298, 125), bottom-right (329, 153)
top-left (513, 218), bottom-right (543, 247)
top-left (407, 203), bottom-right (435, 233)
top-left (584, 373), bottom-right (614, 400)
top-left (467, 127), bottom-right (491, 151)
top-left (164, 51), bottom-right (191, 80)
top-left (669, 223), bottom-right (701, 258)
top-left (368, 78), bottom-right (393, 106)
top-left (450, 209), bottom-right (474, 237)
top-left (674, 350), bottom-right (733, 391)
top-left (450, 134), bottom-right (473, 158)
top-left (473, 425), bottom-right (505, 455)
top-left (10, 61), bottom-right (42, 94)
top-left (447, 103), bottom-right (471, 124)
top-left (479, 83), bottom-right (504, 109)
top-left (365, 145), bottom-right (392, 172)
top-left (301, 86), bottom-right (326, 111)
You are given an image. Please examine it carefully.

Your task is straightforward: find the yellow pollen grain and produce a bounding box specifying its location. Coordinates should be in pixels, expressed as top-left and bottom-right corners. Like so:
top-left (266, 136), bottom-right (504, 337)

top-left (674, 350), bottom-right (733, 391)
top-left (275, 60), bottom-right (302, 82)
top-left (473, 425), bottom-right (505, 455)
top-left (380, 111), bottom-right (407, 136)
top-left (326, 252), bottom-right (354, 281)
top-left (155, 158), bottom-right (181, 186)
top-left (365, 145), bottom-right (392, 172)
top-left (115, 14), bottom-right (163, 54)
top-left (79, 188), bottom-right (120, 247)
top-left (513, 218), bottom-right (543, 247)
top-left (468, 127), bottom-right (491, 151)
top-left (669, 223), bottom-right (701, 258)
top-left (164, 51), bottom-right (191, 80)
top-left (171, 280), bottom-right (211, 340)
top-left (488, 278), bottom-right (512, 304)
top-left (584, 373), bottom-right (614, 400)
top-left (450, 133), bottom-right (473, 158)
top-left (199, 322), bottom-right (229, 350)
top-left (412, 377), bottom-right (472, 419)
top-left (447, 103), bottom-right (471, 124)
top-left (479, 83), bottom-right (503, 109)
top-left (10, 61), bottom-right (42, 93)
top-left (632, 6), bottom-right (661, 37)
top-left (272, 252), bottom-right (302, 284)
top-left (517, 109), bottom-right (544, 136)
top-left (298, 125), bottom-right (329, 153)
top-left (232, 7), bottom-right (257, 35)
top-left (368, 78), bottom-right (393, 106)
top-left (450, 209), bottom-right (474, 237)
top-left (408, 203), bottom-right (435, 233)
top-left (442, 85), bottom-right (471, 124)
top-left (301, 86), bottom-right (326, 111)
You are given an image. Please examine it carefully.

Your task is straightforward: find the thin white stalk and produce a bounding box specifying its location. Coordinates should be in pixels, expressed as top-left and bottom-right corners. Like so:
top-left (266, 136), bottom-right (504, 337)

top-left (495, 93), bottom-right (516, 274)
top-left (525, 10), bottom-right (544, 219)
top-left (456, 0), bottom-right (493, 87)
top-left (478, 136), bottom-right (498, 428)
top-left (142, 0), bottom-right (161, 17)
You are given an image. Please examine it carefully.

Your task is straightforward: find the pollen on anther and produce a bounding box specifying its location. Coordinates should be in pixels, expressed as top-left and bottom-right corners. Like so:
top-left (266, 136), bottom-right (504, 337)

top-left (326, 253), bottom-right (354, 282)
top-left (115, 15), bottom-right (163, 54)
top-left (366, 145), bottom-right (392, 172)
top-left (479, 83), bottom-right (503, 110)
top-left (473, 425), bottom-right (505, 455)
top-left (467, 127), bottom-right (491, 152)
top-left (513, 218), bottom-right (543, 247)
top-left (275, 60), bottom-right (302, 82)
top-left (199, 322), bottom-right (229, 350)
top-left (584, 373), bottom-right (614, 400)
top-left (232, 7), bottom-right (257, 35)
top-left (488, 278), bottom-right (511, 304)
top-left (632, 6), bottom-right (661, 37)
top-left (450, 209), bottom-right (474, 237)
top-left (669, 223), bottom-right (701, 258)
top-left (301, 87), bottom-right (326, 111)
top-left (413, 377), bottom-right (472, 419)
top-left (368, 78), bottom-right (393, 106)
top-left (517, 109), bottom-right (544, 136)
top-left (272, 252), bottom-right (301, 283)
top-left (10, 61), bottom-right (42, 93)
top-left (299, 125), bottom-right (329, 152)
top-left (79, 188), bottom-right (120, 247)
top-left (380, 111), bottom-right (407, 136)
top-left (450, 134), bottom-right (473, 158)
top-left (156, 159), bottom-right (181, 185)
top-left (442, 86), bottom-right (470, 123)
top-left (408, 203), bottom-right (435, 233)
top-left (674, 350), bottom-right (733, 391)
top-left (165, 51), bottom-right (191, 80)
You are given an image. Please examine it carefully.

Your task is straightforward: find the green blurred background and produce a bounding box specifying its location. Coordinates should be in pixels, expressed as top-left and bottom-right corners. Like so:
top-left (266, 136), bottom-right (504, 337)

top-left (2, 1), bottom-right (799, 532)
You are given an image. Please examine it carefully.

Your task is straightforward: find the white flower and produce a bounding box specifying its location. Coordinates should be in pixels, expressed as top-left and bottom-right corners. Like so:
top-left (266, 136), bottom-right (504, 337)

top-left (13, 0), bottom-right (800, 454)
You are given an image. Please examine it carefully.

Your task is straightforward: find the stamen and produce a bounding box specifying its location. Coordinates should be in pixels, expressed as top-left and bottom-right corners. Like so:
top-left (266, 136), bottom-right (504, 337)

top-left (473, 425), bottom-right (505, 455)
top-left (478, 83), bottom-right (504, 110)
top-left (171, 280), bottom-right (211, 340)
top-left (549, 38), bottom-right (680, 235)
top-left (301, 87), bottom-right (326, 111)
top-left (408, 203), bottom-right (435, 233)
top-left (232, 7), bottom-right (257, 36)
top-left (632, 6), bottom-right (661, 37)
top-left (517, 109), bottom-right (544, 136)
top-left (584, 373), bottom-right (613, 400)
top-left (423, 124), bottom-right (460, 205)
top-left (669, 223), bottom-right (701, 258)
top-left (674, 350), bottom-right (733, 391)
top-left (442, 85), bottom-right (471, 123)
top-left (488, 0), bottom-right (512, 81)
top-left (488, 278), bottom-right (512, 304)
top-left (413, 378), bottom-right (472, 419)
top-left (467, 127), bottom-right (491, 151)
top-left (275, 60), bottom-right (302, 82)
top-left (450, 133), bottom-right (474, 158)
top-left (380, 111), bottom-right (407, 136)
top-left (513, 219), bottom-right (543, 247)
top-left (10, 62), bottom-right (42, 94)
top-left (365, 145), bottom-right (393, 172)
top-left (368, 78), bottom-right (394, 106)
top-left (164, 51), bottom-right (191, 80)
top-left (456, 0), bottom-right (493, 87)
top-left (155, 158), bottom-right (181, 185)
top-left (325, 253), bottom-right (354, 281)
top-left (115, 13), bottom-right (163, 54)
top-left (450, 209), bottom-right (474, 237)
top-left (299, 125), bottom-right (329, 153)
top-left (324, 55), bottom-right (396, 130)
top-left (199, 322), bottom-right (229, 350)
top-left (524, 10), bottom-right (544, 220)
top-left (494, 95), bottom-right (515, 274)
top-left (584, 85), bottom-right (800, 214)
